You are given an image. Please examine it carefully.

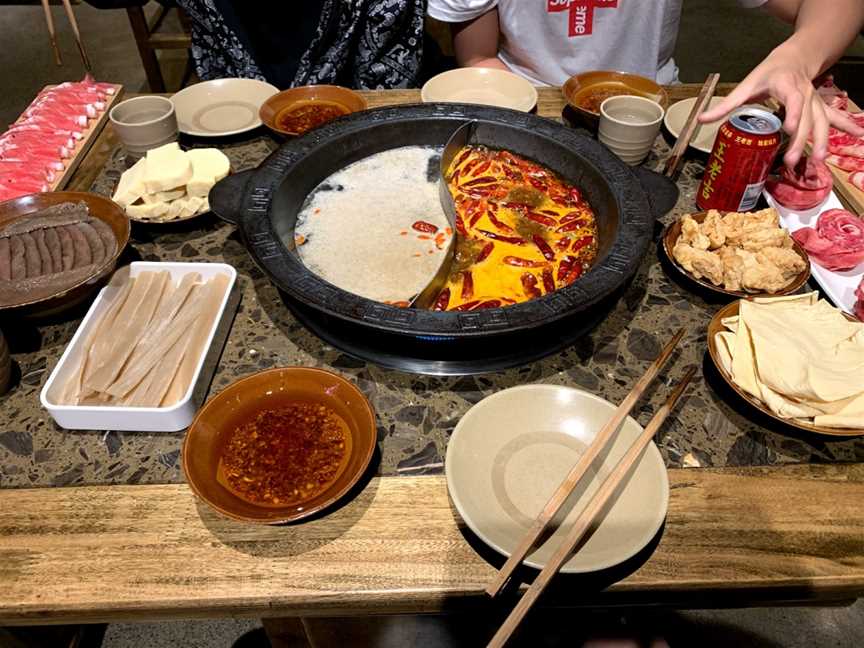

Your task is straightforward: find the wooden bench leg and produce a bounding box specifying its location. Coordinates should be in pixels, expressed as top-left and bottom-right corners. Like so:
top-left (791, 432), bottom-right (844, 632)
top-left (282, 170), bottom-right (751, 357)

top-left (126, 6), bottom-right (166, 93)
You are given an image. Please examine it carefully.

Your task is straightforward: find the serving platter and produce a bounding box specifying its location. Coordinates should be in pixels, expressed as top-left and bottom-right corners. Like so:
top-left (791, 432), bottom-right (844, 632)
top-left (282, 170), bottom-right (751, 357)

top-left (764, 191), bottom-right (863, 316)
top-left (823, 96), bottom-right (864, 216)
top-left (707, 300), bottom-right (862, 438)
top-left (16, 83), bottom-right (124, 193)
top-left (661, 210), bottom-right (811, 298)
top-left (172, 79), bottom-right (279, 137)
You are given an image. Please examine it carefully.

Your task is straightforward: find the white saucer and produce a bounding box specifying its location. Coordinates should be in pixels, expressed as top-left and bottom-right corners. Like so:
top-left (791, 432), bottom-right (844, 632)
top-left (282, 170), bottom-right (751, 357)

top-left (445, 385), bottom-right (669, 573)
top-left (172, 79), bottom-right (279, 137)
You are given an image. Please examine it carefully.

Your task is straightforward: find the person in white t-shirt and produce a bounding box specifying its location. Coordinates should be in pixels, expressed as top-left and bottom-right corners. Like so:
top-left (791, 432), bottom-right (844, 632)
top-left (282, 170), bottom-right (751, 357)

top-left (427, 0), bottom-right (864, 167)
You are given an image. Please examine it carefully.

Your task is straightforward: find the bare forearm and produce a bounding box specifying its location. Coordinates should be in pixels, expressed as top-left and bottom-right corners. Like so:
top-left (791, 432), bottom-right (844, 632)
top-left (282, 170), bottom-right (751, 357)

top-left (764, 0), bottom-right (864, 76)
top-left (451, 8), bottom-right (503, 68)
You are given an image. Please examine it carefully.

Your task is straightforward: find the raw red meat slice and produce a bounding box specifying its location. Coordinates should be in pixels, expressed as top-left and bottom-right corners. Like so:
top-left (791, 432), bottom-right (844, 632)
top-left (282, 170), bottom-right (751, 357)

top-left (826, 154), bottom-right (864, 173)
top-left (766, 156), bottom-right (833, 210)
top-left (4, 123), bottom-right (82, 141)
top-left (792, 208), bottom-right (864, 270)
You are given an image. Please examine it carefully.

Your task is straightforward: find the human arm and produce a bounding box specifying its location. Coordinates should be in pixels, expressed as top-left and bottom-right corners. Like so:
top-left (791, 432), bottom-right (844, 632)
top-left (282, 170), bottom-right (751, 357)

top-left (450, 8), bottom-right (509, 70)
top-left (700, 0), bottom-right (864, 167)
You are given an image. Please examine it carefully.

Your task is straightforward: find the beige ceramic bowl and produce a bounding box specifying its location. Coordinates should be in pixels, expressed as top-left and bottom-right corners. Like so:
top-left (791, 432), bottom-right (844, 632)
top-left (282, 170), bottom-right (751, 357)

top-left (599, 95), bottom-right (665, 165)
top-left (109, 96), bottom-right (178, 155)
top-left (446, 385), bottom-right (668, 573)
top-left (421, 68), bottom-right (538, 112)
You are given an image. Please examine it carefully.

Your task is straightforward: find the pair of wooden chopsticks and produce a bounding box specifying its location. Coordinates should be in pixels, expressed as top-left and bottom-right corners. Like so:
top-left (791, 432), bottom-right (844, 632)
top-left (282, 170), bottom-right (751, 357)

top-left (40, 0), bottom-right (93, 73)
top-left (486, 329), bottom-right (695, 648)
top-left (663, 73), bottom-right (721, 178)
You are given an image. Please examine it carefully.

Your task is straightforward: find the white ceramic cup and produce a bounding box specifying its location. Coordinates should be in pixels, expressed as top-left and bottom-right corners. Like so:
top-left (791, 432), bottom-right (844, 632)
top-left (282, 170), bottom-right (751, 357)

top-left (598, 95), bottom-right (665, 165)
top-left (109, 96), bottom-right (178, 156)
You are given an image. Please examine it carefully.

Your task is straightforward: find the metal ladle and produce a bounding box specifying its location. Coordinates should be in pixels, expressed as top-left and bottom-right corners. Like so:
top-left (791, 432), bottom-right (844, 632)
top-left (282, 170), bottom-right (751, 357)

top-left (410, 121), bottom-right (477, 309)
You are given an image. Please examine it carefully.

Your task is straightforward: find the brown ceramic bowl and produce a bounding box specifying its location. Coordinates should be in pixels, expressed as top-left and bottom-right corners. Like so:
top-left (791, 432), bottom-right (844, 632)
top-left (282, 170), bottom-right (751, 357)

top-left (259, 85), bottom-right (368, 137)
top-left (662, 211), bottom-right (811, 298)
top-left (707, 300), bottom-right (862, 438)
top-left (0, 191), bottom-right (130, 316)
top-left (182, 367), bottom-right (377, 524)
top-left (563, 70), bottom-right (669, 132)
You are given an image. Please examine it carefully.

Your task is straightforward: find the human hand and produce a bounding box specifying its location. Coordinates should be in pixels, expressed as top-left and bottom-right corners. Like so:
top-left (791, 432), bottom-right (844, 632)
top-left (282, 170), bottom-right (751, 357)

top-left (699, 42), bottom-right (864, 167)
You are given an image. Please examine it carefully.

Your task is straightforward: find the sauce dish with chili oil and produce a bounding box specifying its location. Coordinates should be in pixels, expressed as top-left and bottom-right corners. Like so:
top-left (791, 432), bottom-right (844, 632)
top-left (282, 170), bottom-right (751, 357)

top-left (183, 367), bottom-right (376, 524)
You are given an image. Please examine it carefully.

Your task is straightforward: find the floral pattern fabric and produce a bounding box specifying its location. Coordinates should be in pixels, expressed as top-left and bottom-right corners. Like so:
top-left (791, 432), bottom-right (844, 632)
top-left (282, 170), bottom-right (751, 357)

top-left (176, 0), bottom-right (424, 89)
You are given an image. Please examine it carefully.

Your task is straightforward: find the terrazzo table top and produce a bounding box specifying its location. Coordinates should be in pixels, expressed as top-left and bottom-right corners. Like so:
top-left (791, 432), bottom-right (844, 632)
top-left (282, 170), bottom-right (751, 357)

top-left (1, 87), bottom-right (861, 489)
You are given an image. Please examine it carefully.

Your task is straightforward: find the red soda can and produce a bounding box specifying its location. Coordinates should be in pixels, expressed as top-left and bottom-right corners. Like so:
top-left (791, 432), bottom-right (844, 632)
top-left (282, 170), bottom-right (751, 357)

top-left (696, 107), bottom-right (782, 212)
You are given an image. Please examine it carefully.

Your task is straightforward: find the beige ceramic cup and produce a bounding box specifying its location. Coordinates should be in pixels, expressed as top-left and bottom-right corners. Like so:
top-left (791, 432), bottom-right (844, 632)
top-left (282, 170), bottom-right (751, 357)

top-left (109, 96), bottom-right (178, 156)
top-left (598, 95), bottom-right (664, 165)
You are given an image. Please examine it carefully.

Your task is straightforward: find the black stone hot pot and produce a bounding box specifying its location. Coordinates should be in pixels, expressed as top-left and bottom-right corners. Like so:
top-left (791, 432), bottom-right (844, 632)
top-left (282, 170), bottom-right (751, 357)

top-left (213, 104), bottom-right (657, 375)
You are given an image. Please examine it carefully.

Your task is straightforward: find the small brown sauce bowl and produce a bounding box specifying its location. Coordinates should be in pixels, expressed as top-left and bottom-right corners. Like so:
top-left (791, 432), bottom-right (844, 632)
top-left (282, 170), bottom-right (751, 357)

top-left (182, 367), bottom-right (377, 524)
top-left (259, 85), bottom-right (368, 137)
top-left (563, 70), bottom-right (668, 132)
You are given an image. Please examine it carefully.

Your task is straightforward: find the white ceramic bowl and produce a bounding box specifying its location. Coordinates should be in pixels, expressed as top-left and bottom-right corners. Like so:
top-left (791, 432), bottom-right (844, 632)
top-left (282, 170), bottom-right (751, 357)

top-left (172, 79), bottom-right (280, 137)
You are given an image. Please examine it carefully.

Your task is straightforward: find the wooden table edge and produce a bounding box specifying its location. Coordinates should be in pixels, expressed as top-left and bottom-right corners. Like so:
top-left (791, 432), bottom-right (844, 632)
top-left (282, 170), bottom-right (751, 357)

top-left (0, 464), bottom-right (862, 625)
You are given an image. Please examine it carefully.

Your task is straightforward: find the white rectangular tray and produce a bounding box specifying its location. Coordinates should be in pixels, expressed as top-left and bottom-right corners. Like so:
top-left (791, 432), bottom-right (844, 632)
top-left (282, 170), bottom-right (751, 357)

top-left (40, 261), bottom-right (238, 432)
top-left (763, 191), bottom-right (863, 316)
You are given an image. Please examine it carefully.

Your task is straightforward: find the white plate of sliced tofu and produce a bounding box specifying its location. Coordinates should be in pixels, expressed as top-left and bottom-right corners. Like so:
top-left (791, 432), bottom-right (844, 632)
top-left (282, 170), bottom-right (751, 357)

top-left (112, 143), bottom-right (231, 223)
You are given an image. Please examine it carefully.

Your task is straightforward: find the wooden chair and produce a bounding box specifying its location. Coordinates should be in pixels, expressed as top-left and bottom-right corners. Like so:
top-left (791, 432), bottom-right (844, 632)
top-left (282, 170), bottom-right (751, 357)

top-left (125, 1), bottom-right (191, 92)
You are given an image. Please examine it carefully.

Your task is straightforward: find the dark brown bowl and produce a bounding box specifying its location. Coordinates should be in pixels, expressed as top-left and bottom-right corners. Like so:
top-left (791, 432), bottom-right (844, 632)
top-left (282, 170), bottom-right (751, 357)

top-left (0, 191), bottom-right (130, 315)
top-left (707, 300), bottom-right (862, 438)
top-left (259, 85), bottom-right (368, 137)
top-left (182, 367), bottom-right (377, 524)
top-left (563, 70), bottom-right (669, 132)
top-left (662, 211), bottom-right (811, 298)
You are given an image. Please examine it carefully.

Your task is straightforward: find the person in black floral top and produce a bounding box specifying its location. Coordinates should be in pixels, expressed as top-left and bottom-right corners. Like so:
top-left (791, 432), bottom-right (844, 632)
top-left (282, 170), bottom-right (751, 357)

top-left (175, 0), bottom-right (426, 89)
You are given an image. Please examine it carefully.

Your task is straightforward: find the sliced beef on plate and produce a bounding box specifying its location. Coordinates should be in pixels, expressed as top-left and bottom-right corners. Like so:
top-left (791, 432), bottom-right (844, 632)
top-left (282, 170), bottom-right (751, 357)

top-left (792, 208), bottom-right (864, 271)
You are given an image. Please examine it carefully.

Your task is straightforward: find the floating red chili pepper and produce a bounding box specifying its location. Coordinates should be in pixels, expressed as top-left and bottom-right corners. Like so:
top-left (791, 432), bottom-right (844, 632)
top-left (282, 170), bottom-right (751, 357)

top-left (555, 237), bottom-right (572, 251)
top-left (557, 255), bottom-right (576, 282)
top-left (556, 220), bottom-right (590, 233)
top-left (473, 160), bottom-right (492, 176)
top-left (412, 220), bottom-right (439, 234)
top-left (476, 241), bottom-right (494, 262)
top-left (475, 299), bottom-right (501, 309)
top-left (559, 211), bottom-right (586, 224)
top-left (478, 230), bottom-right (524, 244)
top-left (539, 209), bottom-right (559, 217)
top-left (532, 235), bottom-right (556, 261)
top-left (542, 267), bottom-right (555, 294)
top-left (564, 264), bottom-right (584, 284)
top-left (487, 210), bottom-right (513, 232)
top-left (462, 175), bottom-right (496, 187)
top-left (453, 300), bottom-right (481, 311)
top-left (455, 214), bottom-right (468, 236)
top-left (526, 212), bottom-right (557, 228)
top-left (571, 235), bottom-right (594, 254)
top-left (527, 177), bottom-right (548, 192)
top-left (521, 272), bottom-right (542, 299)
top-left (452, 148), bottom-right (472, 170)
top-left (461, 271), bottom-right (474, 300)
top-left (461, 157), bottom-right (482, 176)
top-left (569, 187), bottom-right (583, 204)
top-left (503, 256), bottom-right (546, 268)
top-left (433, 288), bottom-right (450, 311)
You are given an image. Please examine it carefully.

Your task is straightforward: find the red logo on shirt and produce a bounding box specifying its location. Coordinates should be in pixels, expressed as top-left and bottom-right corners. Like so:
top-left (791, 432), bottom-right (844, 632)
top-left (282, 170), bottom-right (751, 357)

top-left (547, 0), bottom-right (619, 37)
